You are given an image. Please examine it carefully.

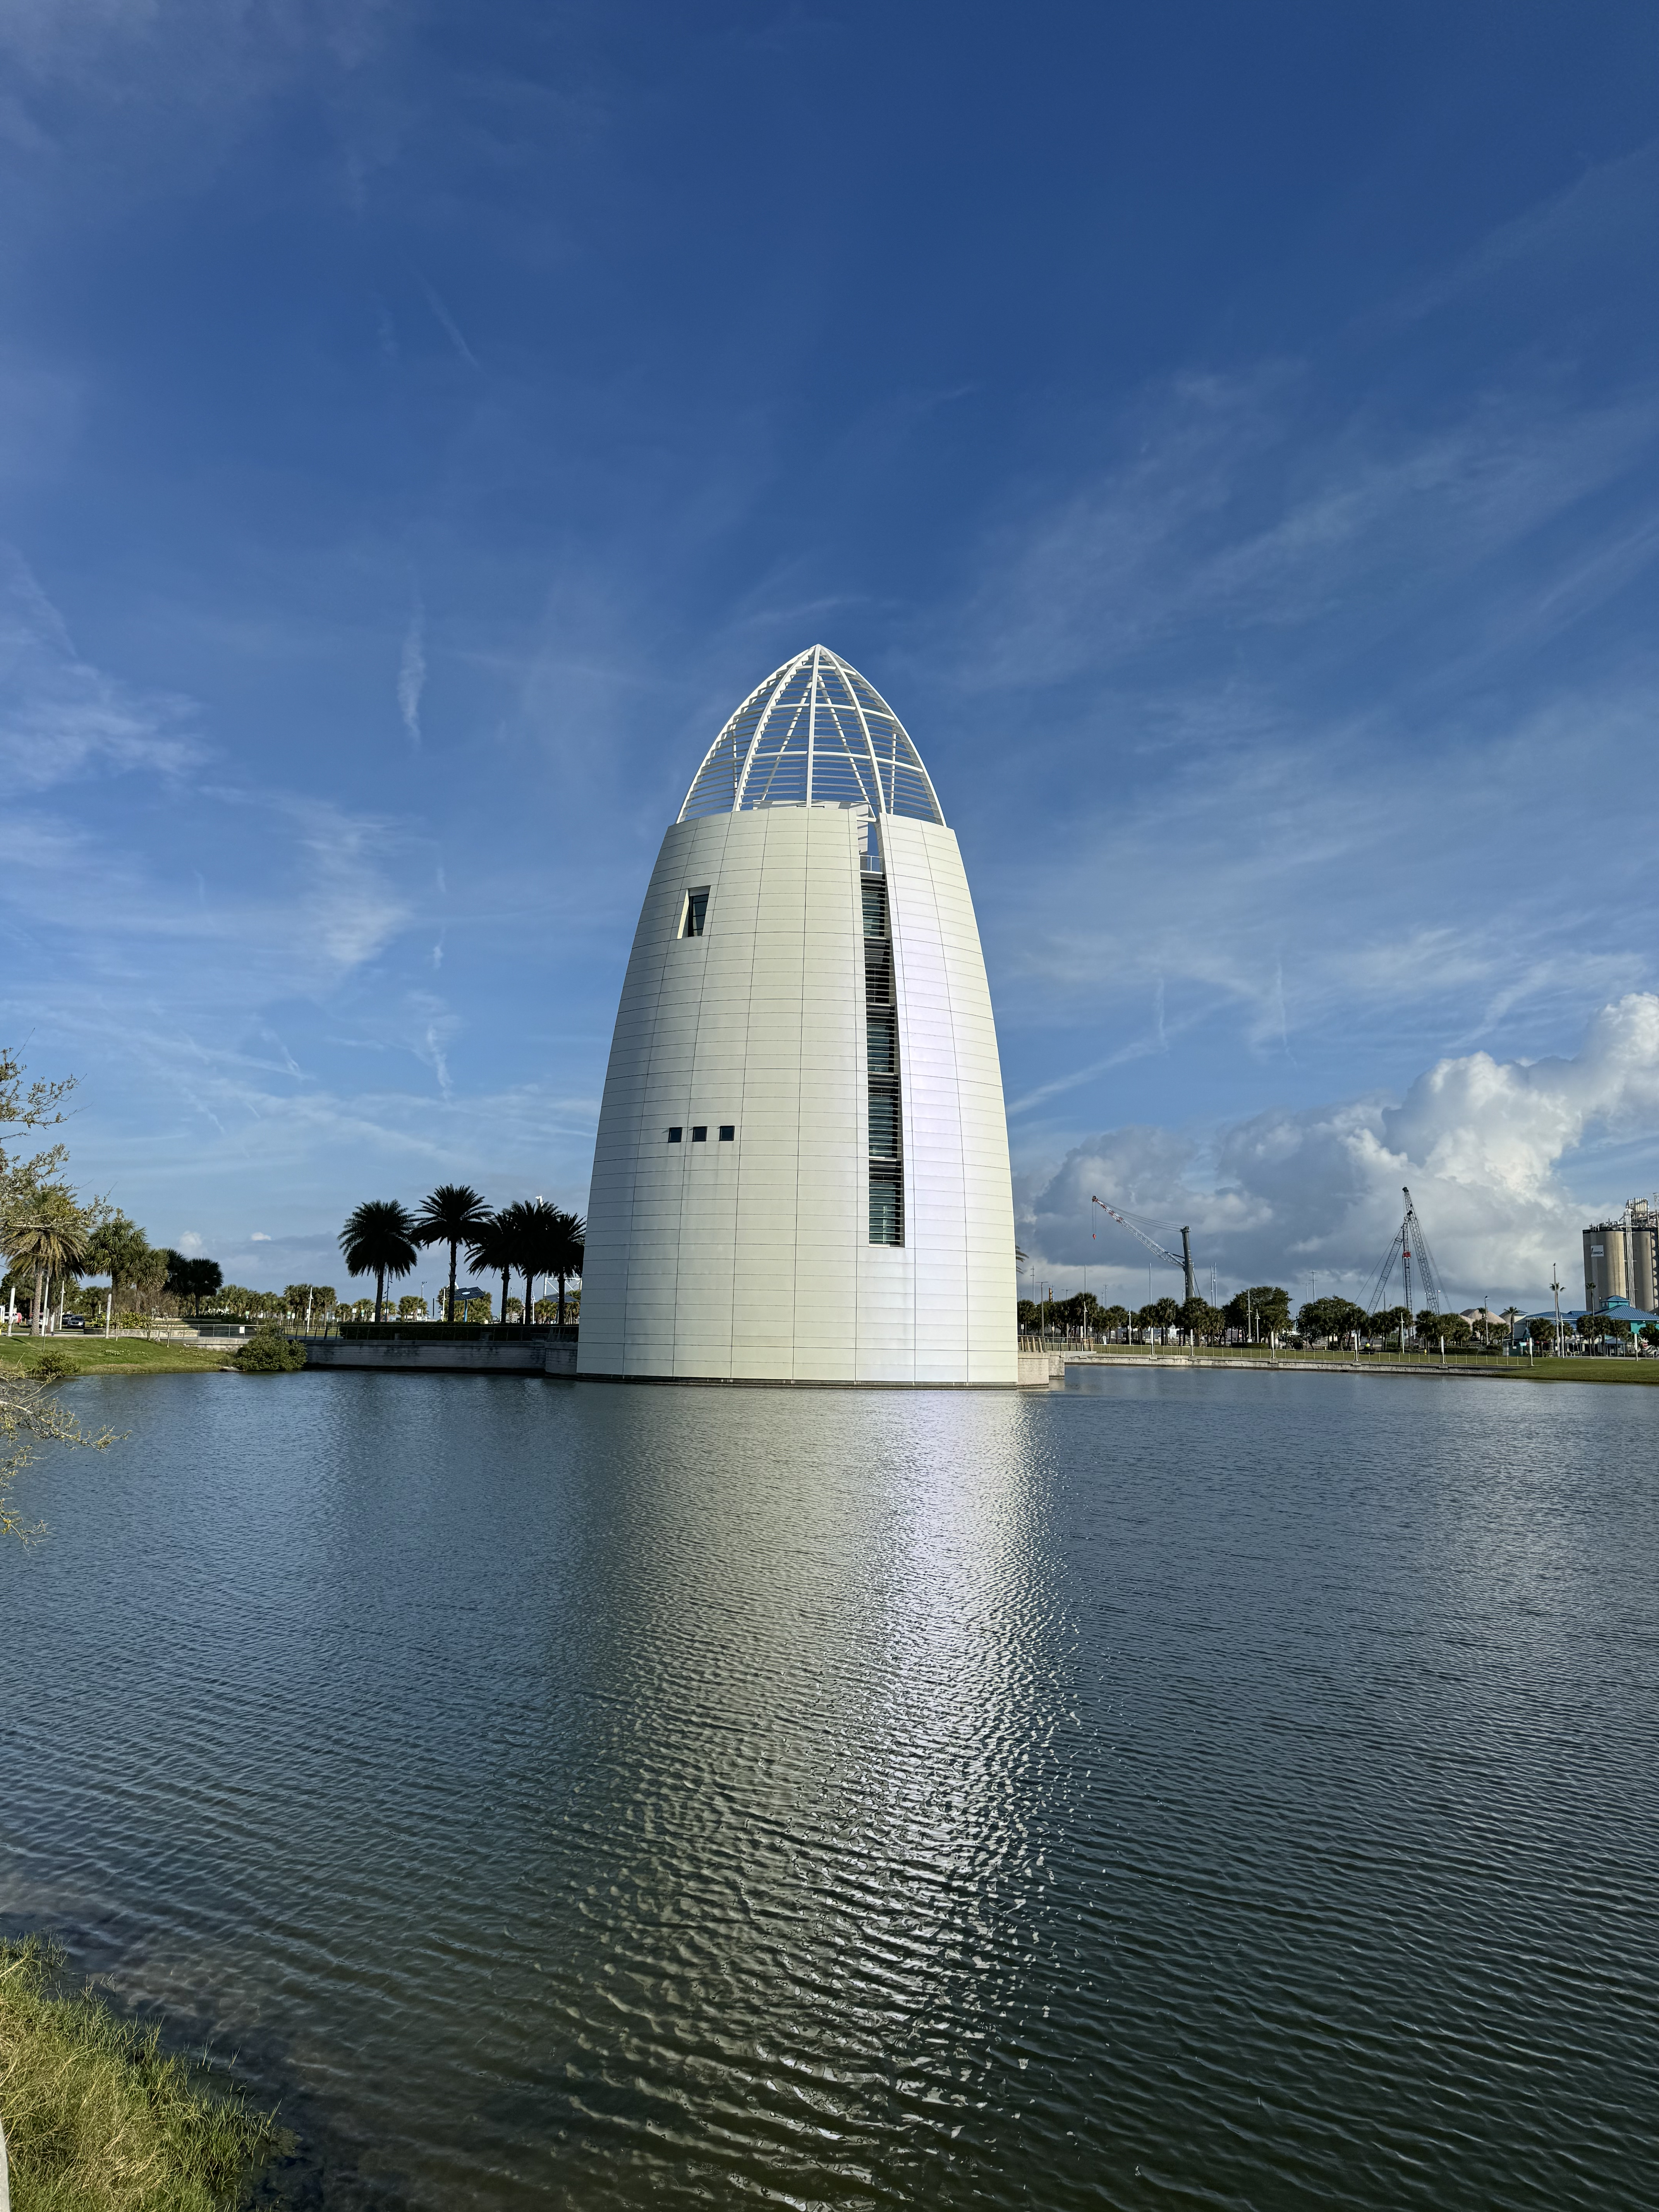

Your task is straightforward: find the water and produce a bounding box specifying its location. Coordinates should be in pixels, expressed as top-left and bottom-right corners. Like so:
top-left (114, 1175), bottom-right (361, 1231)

top-left (1, 1368), bottom-right (1655, 2209)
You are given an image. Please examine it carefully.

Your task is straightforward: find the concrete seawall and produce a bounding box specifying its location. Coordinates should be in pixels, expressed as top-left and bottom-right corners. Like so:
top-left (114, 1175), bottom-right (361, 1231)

top-left (1018, 1351), bottom-right (1064, 1387)
top-left (298, 1341), bottom-right (1542, 1388)
top-left (1061, 1351), bottom-right (1523, 1381)
top-left (303, 1335), bottom-right (578, 1377)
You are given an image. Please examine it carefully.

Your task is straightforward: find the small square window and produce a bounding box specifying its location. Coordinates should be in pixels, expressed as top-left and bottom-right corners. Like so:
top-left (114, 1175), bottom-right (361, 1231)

top-left (667, 1127), bottom-right (682, 1142)
top-left (719, 1124), bottom-right (734, 1141)
top-left (691, 1125), bottom-right (707, 1141)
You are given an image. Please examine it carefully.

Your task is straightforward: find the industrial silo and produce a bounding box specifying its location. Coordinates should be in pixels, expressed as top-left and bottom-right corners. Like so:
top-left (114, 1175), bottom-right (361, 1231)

top-left (1583, 1221), bottom-right (1630, 1312)
top-left (1625, 1199), bottom-right (1657, 1314)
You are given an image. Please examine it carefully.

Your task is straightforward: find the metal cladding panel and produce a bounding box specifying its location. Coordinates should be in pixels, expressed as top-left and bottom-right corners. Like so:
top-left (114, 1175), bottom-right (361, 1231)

top-left (866, 816), bottom-right (1018, 1386)
top-left (581, 764), bottom-right (1016, 1386)
top-left (581, 807), bottom-right (862, 1378)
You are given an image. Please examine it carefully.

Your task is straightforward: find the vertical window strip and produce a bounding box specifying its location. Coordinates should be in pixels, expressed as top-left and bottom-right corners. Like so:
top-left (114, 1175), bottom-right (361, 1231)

top-left (863, 876), bottom-right (903, 1245)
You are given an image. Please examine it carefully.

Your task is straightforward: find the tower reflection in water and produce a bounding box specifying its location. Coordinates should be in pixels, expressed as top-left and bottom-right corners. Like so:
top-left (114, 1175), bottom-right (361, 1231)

top-left (535, 1386), bottom-right (1074, 2198)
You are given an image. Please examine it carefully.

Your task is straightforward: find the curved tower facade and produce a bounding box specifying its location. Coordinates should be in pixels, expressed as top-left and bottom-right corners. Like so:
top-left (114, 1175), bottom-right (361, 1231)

top-left (579, 646), bottom-right (1017, 1386)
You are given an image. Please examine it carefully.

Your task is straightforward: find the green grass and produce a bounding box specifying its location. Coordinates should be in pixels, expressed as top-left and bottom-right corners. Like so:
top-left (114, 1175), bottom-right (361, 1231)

top-left (0, 1938), bottom-right (289, 2211)
top-left (1076, 1345), bottom-right (1659, 1384)
top-left (0, 1338), bottom-right (233, 1378)
top-left (1481, 1355), bottom-right (1659, 1384)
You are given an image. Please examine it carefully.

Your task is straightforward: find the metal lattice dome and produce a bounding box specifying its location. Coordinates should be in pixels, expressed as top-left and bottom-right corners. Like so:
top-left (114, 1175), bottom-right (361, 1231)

top-left (679, 646), bottom-right (944, 824)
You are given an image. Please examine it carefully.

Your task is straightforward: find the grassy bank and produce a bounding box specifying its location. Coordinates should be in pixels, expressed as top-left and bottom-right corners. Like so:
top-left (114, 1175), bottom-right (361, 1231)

top-left (0, 1338), bottom-right (231, 1378)
top-left (1458, 1355), bottom-right (1659, 1384)
top-left (0, 1938), bottom-right (287, 2210)
top-left (1072, 1346), bottom-right (1659, 1385)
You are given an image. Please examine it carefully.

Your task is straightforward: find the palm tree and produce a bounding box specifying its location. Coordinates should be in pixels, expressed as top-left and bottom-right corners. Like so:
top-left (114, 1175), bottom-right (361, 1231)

top-left (3, 1187), bottom-right (90, 1337)
top-left (413, 1183), bottom-right (491, 1322)
top-left (86, 1214), bottom-right (153, 1335)
top-left (338, 1200), bottom-right (419, 1322)
top-left (546, 1208), bottom-right (584, 1326)
top-left (530, 1203), bottom-right (554, 1320)
top-left (465, 1211), bottom-right (519, 1330)
top-left (500, 1198), bottom-right (560, 1323)
top-left (164, 1254), bottom-right (223, 1317)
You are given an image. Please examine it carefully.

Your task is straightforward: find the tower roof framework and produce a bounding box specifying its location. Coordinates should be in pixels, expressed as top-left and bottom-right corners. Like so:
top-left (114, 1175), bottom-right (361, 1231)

top-left (678, 645), bottom-right (945, 824)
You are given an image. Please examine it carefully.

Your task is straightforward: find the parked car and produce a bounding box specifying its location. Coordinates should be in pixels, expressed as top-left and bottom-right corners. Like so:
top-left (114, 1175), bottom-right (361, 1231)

top-left (60, 1312), bottom-right (88, 1331)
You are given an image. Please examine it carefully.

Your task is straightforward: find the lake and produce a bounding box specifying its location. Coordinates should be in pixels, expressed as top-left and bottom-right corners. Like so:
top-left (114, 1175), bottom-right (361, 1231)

top-left (2, 1367), bottom-right (1654, 2209)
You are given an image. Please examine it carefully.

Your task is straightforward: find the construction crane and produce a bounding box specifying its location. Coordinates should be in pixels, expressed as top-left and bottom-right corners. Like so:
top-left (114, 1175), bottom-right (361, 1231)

top-left (1091, 1196), bottom-right (1196, 1303)
top-left (1365, 1185), bottom-right (1446, 1319)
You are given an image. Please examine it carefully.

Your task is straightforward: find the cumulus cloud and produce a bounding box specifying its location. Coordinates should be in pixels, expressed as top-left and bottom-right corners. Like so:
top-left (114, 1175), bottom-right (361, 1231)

top-left (1020, 994), bottom-right (1659, 1308)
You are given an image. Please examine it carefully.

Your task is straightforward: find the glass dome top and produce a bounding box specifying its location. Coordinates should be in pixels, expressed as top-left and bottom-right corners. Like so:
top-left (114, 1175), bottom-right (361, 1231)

top-left (678, 646), bottom-right (944, 824)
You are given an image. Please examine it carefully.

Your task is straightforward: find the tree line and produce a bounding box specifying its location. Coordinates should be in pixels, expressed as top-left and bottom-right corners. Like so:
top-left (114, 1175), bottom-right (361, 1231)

top-left (338, 1186), bottom-right (585, 1325)
top-left (1019, 1287), bottom-right (1295, 1342)
top-left (0, 1047), bottom-right (249, 1334)
top-left (0, 1047), bottom-right (145, 1336)
top-left (1, 1047), bottom-right (586, 1340)
top-left (1014, 1286), bottom-right (1632, 1350)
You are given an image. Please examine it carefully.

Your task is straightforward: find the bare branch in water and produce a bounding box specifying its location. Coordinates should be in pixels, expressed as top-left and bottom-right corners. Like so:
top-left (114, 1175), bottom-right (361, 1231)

top-left (0, 1365), bottom-right (117, 1543)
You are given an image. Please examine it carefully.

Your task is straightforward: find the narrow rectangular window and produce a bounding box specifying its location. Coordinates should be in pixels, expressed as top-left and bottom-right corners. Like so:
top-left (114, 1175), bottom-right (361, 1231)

top-left (691, 1125), bottom-right (707, 1141)
top-left (680, 887), bottom-right (709, 938)
top-left (862, 867), bottom-right (902, 1244)
top-left (867, 1088), bottom-right (900, 1158)
top-left (667, 1127), bottom-right (682, 1142)
top-left (869, 1167), bottom-right (903, 1245)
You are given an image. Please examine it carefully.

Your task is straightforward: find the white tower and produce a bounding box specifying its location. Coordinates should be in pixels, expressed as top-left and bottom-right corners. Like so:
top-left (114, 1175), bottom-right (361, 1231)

top-left (579, 646), bottom-right (1017, 1386)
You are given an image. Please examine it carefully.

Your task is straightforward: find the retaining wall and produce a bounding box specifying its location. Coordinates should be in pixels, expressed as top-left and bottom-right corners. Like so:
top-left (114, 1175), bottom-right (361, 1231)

top-left (304, 1336), bottom-right (578, 1377)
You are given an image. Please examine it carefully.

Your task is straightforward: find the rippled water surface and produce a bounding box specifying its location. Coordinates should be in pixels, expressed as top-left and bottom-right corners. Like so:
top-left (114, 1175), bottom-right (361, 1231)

top-left (2, 1369), bottom-right (1656, 2208)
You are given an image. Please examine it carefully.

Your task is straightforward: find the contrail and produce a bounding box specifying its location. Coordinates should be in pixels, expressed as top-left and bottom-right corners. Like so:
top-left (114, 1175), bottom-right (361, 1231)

top-left (398, 605), bottom-right (426, 749)
top-left (416, 272), bottom-right (480, 368)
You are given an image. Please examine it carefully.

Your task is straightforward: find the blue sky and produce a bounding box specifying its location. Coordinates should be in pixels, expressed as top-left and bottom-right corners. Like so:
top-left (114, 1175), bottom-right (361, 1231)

top-left (2, 0), bottom-right (1656, 1310)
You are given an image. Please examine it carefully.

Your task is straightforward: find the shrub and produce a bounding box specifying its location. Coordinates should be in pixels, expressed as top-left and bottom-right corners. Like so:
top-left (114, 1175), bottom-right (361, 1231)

top-left (27, 1346), bottom-right (79, 1382)
top-left (232, 1328), bottom-right (307, 1374)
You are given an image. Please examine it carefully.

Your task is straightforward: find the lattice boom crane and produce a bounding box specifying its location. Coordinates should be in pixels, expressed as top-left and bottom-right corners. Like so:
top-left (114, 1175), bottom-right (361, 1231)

top-left (1365, 1186), bottom-right (1446, 1319)
top-left (1091, 1197), bottom-right (1197, 1303)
